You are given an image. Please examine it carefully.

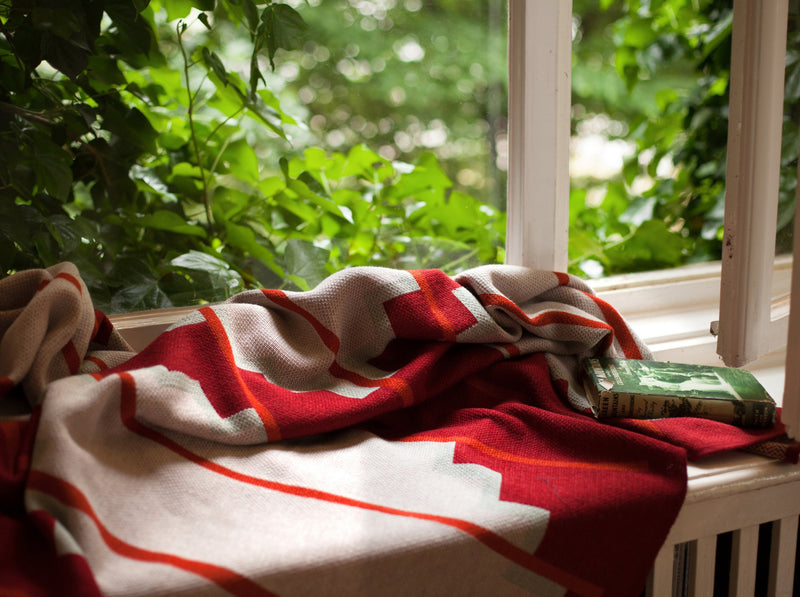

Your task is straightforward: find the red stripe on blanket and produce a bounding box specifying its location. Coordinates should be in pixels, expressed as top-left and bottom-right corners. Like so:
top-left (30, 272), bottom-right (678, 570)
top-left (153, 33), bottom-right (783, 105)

top-left (26, 470), bottom-right (278, 597)
top-left (25, 510), bottom-right (103, 596)
top-left (200, 307), bottom-right (282, 441)
top-left (0, 376), bottom-right (14, 397)
top-left (488, 294), bottom-right (611, 331)
top-left (91, 310), bottom-right (114, 346)
top-left (0, 419), bottom-right (24, 475)
top-left (583, 293), bottom-right (642, 359)
top-left (555, 272), bottom-right (571, 285)
top-left (480, 293), bottom-right (613, 346)
top-left (527, 310), bottom-right (612, 331)
top-left (494, 343), bottom-right (521, 358)
top-left (55, 272), bottom-right (82, 294)
top-left (116, 371), bottom-right (601, 597)
top-left (61, 341), bottom-right (81, 375)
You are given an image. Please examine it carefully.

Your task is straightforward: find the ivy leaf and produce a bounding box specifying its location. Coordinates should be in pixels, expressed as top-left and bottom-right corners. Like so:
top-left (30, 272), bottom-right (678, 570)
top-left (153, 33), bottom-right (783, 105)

top-left (104, 0), bottom-right (156, 57)
top-left (224, 221), bottom-right (282, 274)
top-left (33, 139), bottom-right (73, 200)
top-left (258, 3), bottom-right (308, 69)
top-left (605, 220), bottom-right (688, 272)
top-left (201, 46), bottom-right (228, 85)
top-left (241, 0), bottom-right (259, 32)
top-left (286, 177), bottom-right (350, 222)
top-left (101, 104), bottom-right (158, 155)
top-left (139, 210), bottom-right (207, 237)
top-left (111, 275), bottom-right (173, 312)
top-left (221, 139), bottom-right (259, 183)
top-left (41, 33), bottom-right (90, 78)
top-left (283, 239), bottom-right (330, 290)
top-left (163, 0), bottom-right (193, 21)
top-left (388, 152), bottom-right (452, 201)
top-left (171, 250), bottom-right (244, 296)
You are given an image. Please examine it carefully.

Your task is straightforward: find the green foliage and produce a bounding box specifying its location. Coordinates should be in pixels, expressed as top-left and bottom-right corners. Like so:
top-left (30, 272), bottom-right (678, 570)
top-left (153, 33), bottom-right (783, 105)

top-left (266, 0), bottom-right (508, 211)
top-left (0, 0), bottom-right (502, 312)
top-left (5, 0), bottom-right (794, 309)
top-left (570, 0), bottom-right (798, 277)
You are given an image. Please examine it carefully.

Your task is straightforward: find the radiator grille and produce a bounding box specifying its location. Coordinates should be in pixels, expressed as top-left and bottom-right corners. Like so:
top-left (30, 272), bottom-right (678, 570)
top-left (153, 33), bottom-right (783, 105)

top-left (646, 516), bottom-right (800, 596)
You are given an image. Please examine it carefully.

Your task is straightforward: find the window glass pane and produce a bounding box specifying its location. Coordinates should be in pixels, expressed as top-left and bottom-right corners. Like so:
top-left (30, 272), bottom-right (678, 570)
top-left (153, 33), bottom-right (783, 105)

top-left (0, 1), bottom-right (508, 314)
top-left (263, 0), bottom-right (509, 271)
top-left (570, 0), bottom-right (796, 279)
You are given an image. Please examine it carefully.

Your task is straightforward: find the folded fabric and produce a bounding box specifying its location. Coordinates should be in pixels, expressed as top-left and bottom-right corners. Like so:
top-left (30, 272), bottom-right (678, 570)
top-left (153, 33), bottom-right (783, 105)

top-left (0, 262), bottom-right (135, 405)
top-left (0, 264), bottom-right (794, 596)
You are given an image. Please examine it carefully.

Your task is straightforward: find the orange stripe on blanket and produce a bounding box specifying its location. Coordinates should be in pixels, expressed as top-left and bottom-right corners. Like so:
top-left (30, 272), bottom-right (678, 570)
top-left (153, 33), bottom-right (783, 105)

top-left (116, 371), bottom-right (601, 597)
top-left (400, 434), bottom-right (650, 474)
top-left (84, 356), bottom-right (109, 371)
top-left (26, 470), bottom-right (278, 597)
top-left (481, 293), bottom-right (613, 332)
top-left (582, 292), bottom-right (643, 359)
top-left (199, 307), bottom-right (282, 442)
top-left (410, 270), bottom-right (457, 342)
top-left (263, 290), bottom-right (415, 407)
top-left (328, 361), bottom-right (415, 407)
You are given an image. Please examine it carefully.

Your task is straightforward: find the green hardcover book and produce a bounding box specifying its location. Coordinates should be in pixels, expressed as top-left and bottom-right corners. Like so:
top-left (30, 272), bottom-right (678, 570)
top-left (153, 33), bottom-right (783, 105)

top-left (581, 357), bottom-right (777, 428)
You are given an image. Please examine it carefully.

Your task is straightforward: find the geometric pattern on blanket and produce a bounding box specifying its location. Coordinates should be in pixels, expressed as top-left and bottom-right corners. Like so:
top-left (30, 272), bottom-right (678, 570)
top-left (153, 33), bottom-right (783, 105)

top-left (5, 263), bottom-right (787, 596)
top-left (17, 265), bottom-right (690, 597)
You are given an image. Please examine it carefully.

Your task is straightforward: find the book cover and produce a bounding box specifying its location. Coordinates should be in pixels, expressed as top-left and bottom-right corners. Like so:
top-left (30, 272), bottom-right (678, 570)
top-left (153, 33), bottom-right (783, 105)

top-left (582, 357), bottom-right (777, 428)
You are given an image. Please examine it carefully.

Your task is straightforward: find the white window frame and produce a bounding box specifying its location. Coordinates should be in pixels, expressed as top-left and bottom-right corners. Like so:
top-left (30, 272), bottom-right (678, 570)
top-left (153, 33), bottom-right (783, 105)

top-left (505, 0), bottom-right (571, 272)
top-left (716, 0), bottom-right (789, 368)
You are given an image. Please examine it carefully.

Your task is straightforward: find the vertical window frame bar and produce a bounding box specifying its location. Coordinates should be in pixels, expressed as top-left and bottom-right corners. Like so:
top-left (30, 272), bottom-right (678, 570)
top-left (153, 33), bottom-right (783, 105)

top-left (781, 165), bottom-right (800, 440)
top-left (505, 0), bottom-right (572, 272)
top-left (717, 0), bottom-right (789, 367)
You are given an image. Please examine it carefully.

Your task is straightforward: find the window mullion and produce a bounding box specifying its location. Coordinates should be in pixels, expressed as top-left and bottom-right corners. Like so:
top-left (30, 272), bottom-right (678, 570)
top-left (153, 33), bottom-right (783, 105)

top-left (505, 0), bottom-right (571, 272)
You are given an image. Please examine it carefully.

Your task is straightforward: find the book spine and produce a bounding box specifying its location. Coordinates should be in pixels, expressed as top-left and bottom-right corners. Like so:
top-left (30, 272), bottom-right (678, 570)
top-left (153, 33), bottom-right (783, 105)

top-left (595, 392), bottom-right (776, 428)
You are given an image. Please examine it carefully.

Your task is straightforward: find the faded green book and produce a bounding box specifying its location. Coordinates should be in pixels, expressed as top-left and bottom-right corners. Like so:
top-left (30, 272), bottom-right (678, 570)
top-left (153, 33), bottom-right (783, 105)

top-left (582, 357), bottom-right (777, 428)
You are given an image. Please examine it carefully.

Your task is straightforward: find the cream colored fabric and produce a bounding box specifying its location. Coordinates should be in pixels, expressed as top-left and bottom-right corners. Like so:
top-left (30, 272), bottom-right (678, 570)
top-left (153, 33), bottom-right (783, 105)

top-left (0, 263), bottom-right (135, 405)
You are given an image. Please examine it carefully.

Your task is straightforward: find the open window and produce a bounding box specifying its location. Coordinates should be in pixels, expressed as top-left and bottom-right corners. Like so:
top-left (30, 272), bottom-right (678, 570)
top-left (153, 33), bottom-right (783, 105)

top-left (506, 0), bottom-right (797, 436)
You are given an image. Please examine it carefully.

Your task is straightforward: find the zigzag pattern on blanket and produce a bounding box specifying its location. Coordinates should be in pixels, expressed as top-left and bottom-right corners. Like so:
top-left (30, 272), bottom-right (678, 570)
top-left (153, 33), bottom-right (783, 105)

top-left (2, 264), bottom-right (789, 596)
top-left (18, 265), bottom-right (678, 597)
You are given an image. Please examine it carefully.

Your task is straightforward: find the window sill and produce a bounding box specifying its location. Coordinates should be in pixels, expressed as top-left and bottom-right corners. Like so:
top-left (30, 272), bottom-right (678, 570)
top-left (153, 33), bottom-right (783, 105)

top-left (592, 257), bottom-right (792, 393)
top-left (108, 260), bottom-right (797, 480)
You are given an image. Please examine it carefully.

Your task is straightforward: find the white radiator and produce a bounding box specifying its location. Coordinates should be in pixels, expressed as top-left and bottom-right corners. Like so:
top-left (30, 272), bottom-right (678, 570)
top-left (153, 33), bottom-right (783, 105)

top-left (645, 456), bottom-right (800, 596)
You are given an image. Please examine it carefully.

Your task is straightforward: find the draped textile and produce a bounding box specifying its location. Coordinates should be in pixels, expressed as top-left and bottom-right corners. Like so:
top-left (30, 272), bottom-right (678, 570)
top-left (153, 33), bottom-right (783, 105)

top-left (0, 264), bottom-right (792, 596)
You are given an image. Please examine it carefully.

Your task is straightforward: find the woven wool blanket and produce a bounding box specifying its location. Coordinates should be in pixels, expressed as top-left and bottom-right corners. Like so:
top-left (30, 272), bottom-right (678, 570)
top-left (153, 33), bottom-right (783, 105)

top-left (0, 263), bottom-right (793, 596)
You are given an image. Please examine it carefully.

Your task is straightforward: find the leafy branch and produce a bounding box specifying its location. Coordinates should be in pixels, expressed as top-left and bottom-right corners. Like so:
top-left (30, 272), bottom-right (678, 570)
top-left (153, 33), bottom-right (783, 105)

top-left (176, 19), bottom-right (213, 230)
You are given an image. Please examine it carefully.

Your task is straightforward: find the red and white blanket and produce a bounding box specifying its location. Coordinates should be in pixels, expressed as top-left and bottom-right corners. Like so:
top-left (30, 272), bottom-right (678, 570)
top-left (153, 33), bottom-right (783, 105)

top-left (0, 263), bottom-right (794, 596)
